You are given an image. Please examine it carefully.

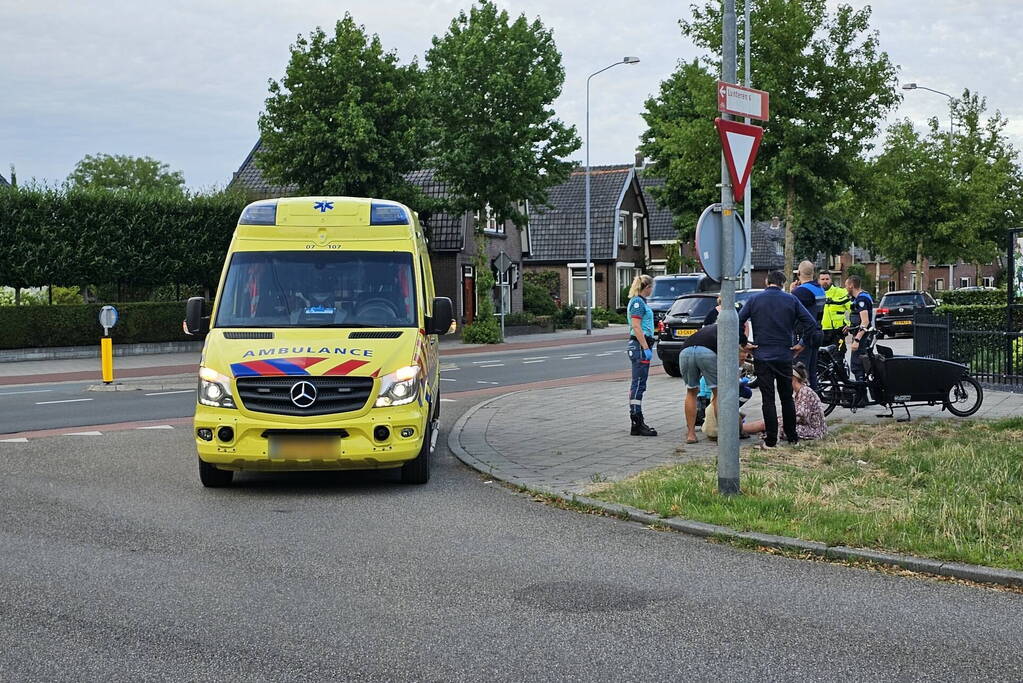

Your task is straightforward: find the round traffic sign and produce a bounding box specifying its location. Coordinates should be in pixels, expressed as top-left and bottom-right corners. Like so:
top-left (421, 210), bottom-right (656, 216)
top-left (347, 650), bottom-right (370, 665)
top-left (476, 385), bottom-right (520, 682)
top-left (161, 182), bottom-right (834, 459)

top-left (695, 204), bottom-right (747, 283)
top-left (99, 305), bottom-right (119, 331)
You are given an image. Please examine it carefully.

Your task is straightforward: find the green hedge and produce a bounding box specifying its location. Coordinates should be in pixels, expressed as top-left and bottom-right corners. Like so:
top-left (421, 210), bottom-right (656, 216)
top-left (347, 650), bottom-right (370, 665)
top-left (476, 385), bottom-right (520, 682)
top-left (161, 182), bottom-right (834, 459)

top-left (0, 186), bottom-right (246, 290)
top-left (0, 301), bottom-right (193, 349)
top-left (935, 304), bottom-right (1023, 332)
top-left (938, 289), bottom-right (1007, 306)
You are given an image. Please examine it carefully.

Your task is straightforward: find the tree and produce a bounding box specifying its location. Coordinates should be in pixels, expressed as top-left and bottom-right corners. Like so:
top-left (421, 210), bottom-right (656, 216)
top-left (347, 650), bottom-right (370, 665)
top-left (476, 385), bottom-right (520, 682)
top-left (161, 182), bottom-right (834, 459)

top-left (424, 1), bottom-right (580, 228)
top-left (644, 0), bottom-right (900, 283)
top-left (257, 14), bottom-right (428, 205)
top-left (68, 154), bottom-right (185, 193)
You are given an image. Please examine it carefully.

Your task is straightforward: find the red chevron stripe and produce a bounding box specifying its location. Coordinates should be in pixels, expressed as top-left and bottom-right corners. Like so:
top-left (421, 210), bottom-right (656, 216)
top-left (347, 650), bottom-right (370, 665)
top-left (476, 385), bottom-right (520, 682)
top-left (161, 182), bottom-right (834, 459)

top-left (323, 359), bottom-right (369, 376)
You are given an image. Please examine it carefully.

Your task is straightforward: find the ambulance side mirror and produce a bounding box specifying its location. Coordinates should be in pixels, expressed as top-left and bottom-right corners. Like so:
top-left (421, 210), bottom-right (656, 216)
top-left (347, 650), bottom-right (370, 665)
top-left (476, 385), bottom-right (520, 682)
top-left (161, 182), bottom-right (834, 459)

top-left (184, 297), bottom-right (210, 336)
top-left (426, 297), bottom-right (454, 335)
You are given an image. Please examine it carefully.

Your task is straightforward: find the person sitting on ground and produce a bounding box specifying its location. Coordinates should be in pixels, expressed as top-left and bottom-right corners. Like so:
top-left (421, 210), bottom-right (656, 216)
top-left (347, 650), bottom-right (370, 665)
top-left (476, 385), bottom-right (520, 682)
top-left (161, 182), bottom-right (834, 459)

top-left (742, 362), bottom-right (827, 442)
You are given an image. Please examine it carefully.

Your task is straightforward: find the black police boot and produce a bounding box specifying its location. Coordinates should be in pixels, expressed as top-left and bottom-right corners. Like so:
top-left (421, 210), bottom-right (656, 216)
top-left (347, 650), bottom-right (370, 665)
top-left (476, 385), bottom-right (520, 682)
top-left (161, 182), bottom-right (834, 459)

top-left (631, 412), bottom-right (657, 437)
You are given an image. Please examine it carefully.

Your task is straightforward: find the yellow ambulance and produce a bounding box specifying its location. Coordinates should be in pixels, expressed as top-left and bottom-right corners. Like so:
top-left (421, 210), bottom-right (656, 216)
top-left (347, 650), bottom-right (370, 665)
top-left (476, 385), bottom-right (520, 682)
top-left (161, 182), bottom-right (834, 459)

top-left (184, 197), bottom-right (453, 487)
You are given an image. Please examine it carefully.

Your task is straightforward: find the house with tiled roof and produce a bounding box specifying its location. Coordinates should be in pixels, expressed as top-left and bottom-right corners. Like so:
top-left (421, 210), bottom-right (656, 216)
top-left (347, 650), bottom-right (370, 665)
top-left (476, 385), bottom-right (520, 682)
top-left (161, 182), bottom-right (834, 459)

top-left (524, 164), bottom-right (649, 310)
top-left (637, 173), bottom-right (677, 274)
top-left (228, 141), bottom-right (523, 324)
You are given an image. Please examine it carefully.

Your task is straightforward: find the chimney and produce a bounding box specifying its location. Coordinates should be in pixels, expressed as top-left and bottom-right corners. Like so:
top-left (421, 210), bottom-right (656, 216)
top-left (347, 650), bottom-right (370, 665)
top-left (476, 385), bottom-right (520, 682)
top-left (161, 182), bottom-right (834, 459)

top-left (771, 215), bottom-right (780, 228)
top-left (634, 152), bottom-right (645, 170)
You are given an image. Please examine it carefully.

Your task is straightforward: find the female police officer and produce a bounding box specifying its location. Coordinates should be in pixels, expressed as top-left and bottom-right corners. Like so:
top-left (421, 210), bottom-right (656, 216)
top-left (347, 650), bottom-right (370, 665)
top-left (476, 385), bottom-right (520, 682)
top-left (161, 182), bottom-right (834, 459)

top-left (627, 274), bottom-right (657, 436)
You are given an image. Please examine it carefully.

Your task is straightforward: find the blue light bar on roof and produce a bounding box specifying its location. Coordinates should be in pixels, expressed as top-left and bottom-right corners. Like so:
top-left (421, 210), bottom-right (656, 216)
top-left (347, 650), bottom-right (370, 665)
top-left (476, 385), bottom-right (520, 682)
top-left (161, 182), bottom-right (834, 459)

top-left (370, 203), bottom-right (409, 226)
top-left (239, 201), bottom-right (277, 225)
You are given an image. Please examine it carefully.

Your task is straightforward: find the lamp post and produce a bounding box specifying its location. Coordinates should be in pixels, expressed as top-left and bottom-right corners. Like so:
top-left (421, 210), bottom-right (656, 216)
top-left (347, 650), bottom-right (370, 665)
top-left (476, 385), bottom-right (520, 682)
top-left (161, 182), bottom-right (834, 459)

top-left (902, 82), bottom-right (955, 139)
top-left (585, 56), bottom-right (640, 335)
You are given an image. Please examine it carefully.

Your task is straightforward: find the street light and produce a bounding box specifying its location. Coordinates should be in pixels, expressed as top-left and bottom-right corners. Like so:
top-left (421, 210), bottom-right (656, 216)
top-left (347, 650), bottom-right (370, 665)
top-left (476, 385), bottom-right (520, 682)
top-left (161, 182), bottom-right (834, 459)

top-left (584, 56), bottom-right (640, 335)
top-left (902, 82), bottom-right (955, 138)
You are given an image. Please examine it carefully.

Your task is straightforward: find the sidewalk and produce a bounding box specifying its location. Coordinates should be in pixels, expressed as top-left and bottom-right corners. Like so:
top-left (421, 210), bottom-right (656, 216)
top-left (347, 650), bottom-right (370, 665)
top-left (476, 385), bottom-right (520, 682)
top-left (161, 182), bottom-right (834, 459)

top-left (449, 371), bottom-right (1023, 495)
top-left (0, 324), bottom-right (627, 385)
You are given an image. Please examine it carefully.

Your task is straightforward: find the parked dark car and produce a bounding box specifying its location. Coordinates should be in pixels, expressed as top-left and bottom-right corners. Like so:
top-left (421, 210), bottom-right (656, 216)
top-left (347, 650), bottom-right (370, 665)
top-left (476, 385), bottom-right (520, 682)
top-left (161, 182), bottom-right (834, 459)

top-left (655, 293), bottom-right (719, 377)
top-left (647, 273), bottom-right (719, 323)
top-left (875, 290), bottom-right (937, 337)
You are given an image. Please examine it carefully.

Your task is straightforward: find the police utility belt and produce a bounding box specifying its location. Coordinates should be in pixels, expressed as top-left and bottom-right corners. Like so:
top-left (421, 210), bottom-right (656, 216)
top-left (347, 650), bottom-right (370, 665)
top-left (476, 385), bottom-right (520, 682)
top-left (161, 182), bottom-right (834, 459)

top-left (631, 335), bottom-right (657, 348)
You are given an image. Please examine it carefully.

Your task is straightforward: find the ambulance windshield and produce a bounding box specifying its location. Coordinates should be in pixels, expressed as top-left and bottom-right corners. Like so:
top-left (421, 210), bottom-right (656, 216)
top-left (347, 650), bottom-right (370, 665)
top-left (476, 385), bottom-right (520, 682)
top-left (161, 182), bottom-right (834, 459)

top-left (215, 251), bottom-right (418, 328)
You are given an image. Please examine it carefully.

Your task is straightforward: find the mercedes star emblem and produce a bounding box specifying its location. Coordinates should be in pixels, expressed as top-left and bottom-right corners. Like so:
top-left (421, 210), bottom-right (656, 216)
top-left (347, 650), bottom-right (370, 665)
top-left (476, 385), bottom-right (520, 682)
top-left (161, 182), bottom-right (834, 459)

top-left (290, 381), bottom-right (317, 408)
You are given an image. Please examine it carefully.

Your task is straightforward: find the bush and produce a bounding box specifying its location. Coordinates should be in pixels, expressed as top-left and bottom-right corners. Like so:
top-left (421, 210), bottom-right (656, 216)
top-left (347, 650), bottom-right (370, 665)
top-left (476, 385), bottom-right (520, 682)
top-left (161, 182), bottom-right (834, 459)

top-left (935, 304), bottom-right (1023, 332)
top-left (555, 303), bottom-right (580, 328)
top-left (0, 301), bottom-right (194, 349)
top-left (524, 270), bottom-right (560, 297)
top-left (938, 288), bottom-right (1006, 306)
top-left (592, 307), bottom-right (627, 324)
top-left (523, 282), bottom-right (557, 316)
top-left (462, 317), bottom-right (502, 344)
top-left (502, 312), bottom-right (535, 326)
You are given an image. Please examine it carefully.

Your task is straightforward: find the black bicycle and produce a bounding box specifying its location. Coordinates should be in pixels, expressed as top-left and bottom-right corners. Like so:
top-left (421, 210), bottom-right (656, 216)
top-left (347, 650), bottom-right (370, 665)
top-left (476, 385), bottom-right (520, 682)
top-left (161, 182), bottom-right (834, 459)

top-left (816, 329), bottom-right (983, 421)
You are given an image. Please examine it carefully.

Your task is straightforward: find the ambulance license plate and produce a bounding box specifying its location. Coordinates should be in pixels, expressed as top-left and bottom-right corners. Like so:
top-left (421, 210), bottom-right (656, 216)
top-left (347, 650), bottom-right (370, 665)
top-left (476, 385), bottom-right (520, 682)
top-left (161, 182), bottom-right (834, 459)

top-left (269, 436), bottom-right (340, 459)
top-left (894, 320), bottom-right (912, 326)
top-left (673, 328), bottom-right (696, 338)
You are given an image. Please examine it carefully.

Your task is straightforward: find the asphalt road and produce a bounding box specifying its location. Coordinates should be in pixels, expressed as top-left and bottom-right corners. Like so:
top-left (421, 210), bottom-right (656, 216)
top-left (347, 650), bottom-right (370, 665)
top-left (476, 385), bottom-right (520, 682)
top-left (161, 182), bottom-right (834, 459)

top-left (1, 390), bottom-right (1020, 681)
top-left (0, 340), bottom-right (639, 435)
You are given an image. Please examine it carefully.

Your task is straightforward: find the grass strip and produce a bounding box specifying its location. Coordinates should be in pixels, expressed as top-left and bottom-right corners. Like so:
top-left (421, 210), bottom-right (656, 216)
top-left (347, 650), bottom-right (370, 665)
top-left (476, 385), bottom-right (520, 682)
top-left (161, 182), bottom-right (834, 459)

top-left (593, 417), bottom-right (1023, 571)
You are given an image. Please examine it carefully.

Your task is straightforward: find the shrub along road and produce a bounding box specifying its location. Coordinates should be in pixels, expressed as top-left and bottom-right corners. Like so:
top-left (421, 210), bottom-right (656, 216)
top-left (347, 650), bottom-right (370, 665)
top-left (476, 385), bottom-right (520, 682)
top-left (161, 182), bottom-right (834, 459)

top-left (1, 393), bottom-right (1021, 680)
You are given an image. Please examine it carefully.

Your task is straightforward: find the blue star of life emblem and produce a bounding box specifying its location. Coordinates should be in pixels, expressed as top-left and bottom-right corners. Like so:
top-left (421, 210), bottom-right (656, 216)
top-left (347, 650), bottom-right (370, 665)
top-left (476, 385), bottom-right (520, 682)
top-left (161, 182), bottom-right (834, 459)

top-left (313, 201), bottom-right (334, 213)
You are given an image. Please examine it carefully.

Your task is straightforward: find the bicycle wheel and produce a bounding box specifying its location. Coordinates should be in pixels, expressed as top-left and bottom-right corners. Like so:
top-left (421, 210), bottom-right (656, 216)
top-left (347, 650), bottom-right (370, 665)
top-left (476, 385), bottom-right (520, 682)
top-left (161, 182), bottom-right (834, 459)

top-left (817, 366), bottom-right (841, 417)
top-left (944, 374), bottom-right (983, 417)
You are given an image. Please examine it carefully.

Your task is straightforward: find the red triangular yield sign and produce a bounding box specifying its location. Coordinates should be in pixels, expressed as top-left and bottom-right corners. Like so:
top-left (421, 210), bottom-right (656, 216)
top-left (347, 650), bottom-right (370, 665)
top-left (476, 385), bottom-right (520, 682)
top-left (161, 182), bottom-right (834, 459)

top-left (714, 118), bottom-right (764, 201)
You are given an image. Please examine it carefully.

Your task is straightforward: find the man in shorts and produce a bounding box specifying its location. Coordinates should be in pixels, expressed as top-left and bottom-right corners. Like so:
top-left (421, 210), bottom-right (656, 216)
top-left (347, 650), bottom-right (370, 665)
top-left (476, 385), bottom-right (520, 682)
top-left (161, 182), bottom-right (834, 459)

top-left (679, 323), bottom-right (749, 444)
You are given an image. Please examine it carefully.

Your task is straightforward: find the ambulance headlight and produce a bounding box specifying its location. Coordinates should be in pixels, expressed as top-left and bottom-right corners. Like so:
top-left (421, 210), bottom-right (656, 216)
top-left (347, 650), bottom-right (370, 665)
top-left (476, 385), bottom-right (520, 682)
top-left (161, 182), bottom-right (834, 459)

top-left (198, 367), bottom-right (236, 409)
top-left (375, 365), bottom-right (419, 407)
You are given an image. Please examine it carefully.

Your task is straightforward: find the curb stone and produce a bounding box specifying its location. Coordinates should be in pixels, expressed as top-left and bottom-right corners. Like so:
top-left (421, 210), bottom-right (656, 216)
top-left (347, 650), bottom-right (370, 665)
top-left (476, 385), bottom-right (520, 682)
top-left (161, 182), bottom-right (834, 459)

top-left (448, 390), bottom-right (1023, 589)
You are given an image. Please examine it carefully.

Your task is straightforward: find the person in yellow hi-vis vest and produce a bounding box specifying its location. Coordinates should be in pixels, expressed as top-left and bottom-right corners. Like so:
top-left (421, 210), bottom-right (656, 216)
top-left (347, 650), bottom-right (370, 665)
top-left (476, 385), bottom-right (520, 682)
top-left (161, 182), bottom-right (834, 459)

top-left (818, 270), bottom-right (851, 347)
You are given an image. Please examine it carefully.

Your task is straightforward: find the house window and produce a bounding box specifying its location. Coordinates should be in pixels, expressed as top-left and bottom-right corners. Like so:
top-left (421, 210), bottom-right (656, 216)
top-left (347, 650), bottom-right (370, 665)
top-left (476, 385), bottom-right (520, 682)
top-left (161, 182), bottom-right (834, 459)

top-left (618, 214), bottom-right (626, 246)
top-left (475, 204), bottom-right (502, 234)
top-left (570, 267), bottom-right (592, 308)
top-left (983, 276), bottom-right (994, 287)
top-left (887, 280), bottom-right (896, 292)
top-left (960, 277), bottom-right (971, 288)
top-left (495, 267), bottom-right (512, 312)
top-left (632, 215), bottom-right (643, 247)
top-left (935, 278), bottom-right (944, 291)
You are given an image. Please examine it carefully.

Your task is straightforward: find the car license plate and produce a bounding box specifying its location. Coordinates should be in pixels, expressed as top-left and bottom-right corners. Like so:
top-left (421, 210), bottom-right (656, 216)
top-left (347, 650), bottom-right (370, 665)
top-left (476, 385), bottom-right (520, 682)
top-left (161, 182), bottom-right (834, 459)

top-left (673, 328), bottom-right (696, 338)
top-left (894, 320), bottom-right (911, 326)
top-left (269, 436), bottom-right (340, 459)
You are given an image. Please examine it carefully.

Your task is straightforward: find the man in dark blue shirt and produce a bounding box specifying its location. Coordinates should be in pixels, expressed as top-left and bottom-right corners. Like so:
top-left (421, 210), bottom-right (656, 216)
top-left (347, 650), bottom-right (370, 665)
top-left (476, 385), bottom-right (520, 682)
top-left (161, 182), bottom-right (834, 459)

top-left (739, 270), bottom-right (820, 447)
top-left (845, 274), bottom-right (873, 385)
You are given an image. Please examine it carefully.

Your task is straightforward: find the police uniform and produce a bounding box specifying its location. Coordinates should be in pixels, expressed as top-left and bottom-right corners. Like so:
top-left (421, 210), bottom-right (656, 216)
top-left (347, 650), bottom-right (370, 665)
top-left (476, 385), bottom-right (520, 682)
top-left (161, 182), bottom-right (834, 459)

top-left (627, 294), bottom-right (657, 436)
top-left (849, 291), bottom-right (874, 384)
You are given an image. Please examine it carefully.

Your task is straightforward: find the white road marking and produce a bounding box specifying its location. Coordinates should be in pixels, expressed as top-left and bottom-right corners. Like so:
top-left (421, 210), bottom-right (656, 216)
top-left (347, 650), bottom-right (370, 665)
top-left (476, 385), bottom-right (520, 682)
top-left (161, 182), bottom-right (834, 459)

top-left (440, 378), bottom-right (457, 382)
top-left (478, 363), bottom-right (504, 368)
top-left (144, 390), bottom-right (194, 396)
top-left (522, 356), bottom-right (549, 360)
top-left (0, 389), bottom-right (53, 396)
top-left (595, 352), bottom-right (617, 357)
top-left (440, 365), bottom-right (460, 371)
top-left (562, 356), bottom-right (585, 360)
top-left (522, 360), bottom-right (546, 364)
top-left (136, 425), bottom-right (174, 430)
top-left (65, 431), bottom-right (102, 436)
top-left (0, 438), bottom-right (29, 443)
top-left (440, 398), bottom-right (455, 403)
top-left (476, 381), bottom-right (499, 385)
top-left (35, 398), bottom-right (93, 405)
top-left (471, 360), bottom-right (500, 365)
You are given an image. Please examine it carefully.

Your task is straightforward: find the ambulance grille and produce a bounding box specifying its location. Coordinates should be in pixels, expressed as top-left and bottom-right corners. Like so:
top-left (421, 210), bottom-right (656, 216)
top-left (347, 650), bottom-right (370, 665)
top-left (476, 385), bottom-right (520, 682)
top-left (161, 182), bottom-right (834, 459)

top-left (235, 376), bottom-right (375, 417)
top-left (224, 331), bottom-right (274, 339)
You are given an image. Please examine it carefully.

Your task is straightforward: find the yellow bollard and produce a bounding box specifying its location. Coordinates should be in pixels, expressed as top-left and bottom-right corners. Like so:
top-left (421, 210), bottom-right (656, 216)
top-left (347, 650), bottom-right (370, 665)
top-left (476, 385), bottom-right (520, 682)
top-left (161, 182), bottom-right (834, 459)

top-left (101, 336), bottom-right (114, 384)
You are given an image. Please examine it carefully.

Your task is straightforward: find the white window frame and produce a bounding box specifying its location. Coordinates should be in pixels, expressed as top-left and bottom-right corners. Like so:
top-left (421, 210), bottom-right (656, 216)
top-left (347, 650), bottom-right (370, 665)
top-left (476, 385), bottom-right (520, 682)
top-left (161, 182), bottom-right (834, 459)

top-left (982, 276), bottom-right (994, 287)
top-left (632, 214), bottom-right (643, 247)
top-left (475, 204), bottom-right (502, 234)
top-left (615, 261), bottom-right (636, 308)
top-left (960, 277), bottom-right (971, 289)
top-left (567, 263), bottom-right (596, 309)
top-left (618, 213), bottom-right (627, 246)
top-left (935, 278), bottom-right (944, 291)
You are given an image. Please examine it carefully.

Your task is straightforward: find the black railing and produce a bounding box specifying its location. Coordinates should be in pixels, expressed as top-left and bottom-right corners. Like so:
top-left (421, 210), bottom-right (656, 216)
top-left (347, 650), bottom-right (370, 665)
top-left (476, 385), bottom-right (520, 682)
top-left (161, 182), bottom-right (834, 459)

top-left (914, 311), bottom-right (1023, 389)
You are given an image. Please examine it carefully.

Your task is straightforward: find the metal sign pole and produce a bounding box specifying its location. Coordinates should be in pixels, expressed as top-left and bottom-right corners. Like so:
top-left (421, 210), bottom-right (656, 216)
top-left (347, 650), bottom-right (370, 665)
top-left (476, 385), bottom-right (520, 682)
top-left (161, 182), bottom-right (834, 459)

top-left (742, 0), bottom-right (753, 290)
top-left (717, 0), bottom-right (741, 495)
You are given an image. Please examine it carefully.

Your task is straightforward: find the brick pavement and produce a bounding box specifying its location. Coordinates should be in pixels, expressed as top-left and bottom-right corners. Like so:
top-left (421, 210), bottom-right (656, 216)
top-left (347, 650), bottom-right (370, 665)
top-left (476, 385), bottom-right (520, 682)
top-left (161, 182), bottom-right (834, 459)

top-left (449, 371), bottom-right (1023, 495)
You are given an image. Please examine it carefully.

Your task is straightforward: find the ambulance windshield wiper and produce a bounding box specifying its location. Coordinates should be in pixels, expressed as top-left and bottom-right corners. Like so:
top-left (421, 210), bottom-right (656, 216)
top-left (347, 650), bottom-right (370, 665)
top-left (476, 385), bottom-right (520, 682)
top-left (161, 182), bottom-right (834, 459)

top-left (318, 323), bottom-right (390, 328)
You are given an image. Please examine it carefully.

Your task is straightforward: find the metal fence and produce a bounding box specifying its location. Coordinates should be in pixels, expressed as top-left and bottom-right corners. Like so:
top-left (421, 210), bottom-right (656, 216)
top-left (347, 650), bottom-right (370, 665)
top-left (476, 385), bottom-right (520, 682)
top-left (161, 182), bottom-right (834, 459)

top-left (913, 311), bottom-right (1023, 389)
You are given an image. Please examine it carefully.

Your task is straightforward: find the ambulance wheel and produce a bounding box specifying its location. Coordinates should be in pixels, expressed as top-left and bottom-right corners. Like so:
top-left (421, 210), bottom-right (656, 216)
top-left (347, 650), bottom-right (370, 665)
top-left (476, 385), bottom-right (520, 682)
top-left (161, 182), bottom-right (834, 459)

top-left (198, 457), bottom-right (233, 488)
top-left (401, 421), bottom-right (433, 485)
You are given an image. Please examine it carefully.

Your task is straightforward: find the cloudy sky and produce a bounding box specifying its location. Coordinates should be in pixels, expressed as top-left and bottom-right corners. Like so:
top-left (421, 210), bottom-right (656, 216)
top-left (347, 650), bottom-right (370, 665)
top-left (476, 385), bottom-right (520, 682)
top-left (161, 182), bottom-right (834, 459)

top-left (2, 0), bottom-right (1021, 190)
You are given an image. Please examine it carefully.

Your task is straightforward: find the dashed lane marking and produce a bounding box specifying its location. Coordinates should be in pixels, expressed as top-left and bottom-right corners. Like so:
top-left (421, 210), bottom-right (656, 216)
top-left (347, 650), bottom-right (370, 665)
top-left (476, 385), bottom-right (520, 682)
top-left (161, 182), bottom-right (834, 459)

top-left (0, 389), bottom-right (53, 396)
top-left (36, 398), bottom-right (93, 405)
top-left (136, 425), bottom-right (175, 430)
top-left (522, 356), bottom-right (549, 360)
top-left (476, 381), bottom-right (499, 385)
top-left (144, 390), bottom-right (194, 397)
top-left (478, 364), bottom-right (504, 368)
top-left (522, 360), bottom-right (546, 364)
top-left (595, 352), bottom-right (617, 357)
top-left (440, 398), bottom-right (455, 403)
top-left (0, 438), bottom-right (29, 443)
top-left (441, 378), bottom-right (456, 382)
top-left (562, 356), bottom-right (585, 360)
